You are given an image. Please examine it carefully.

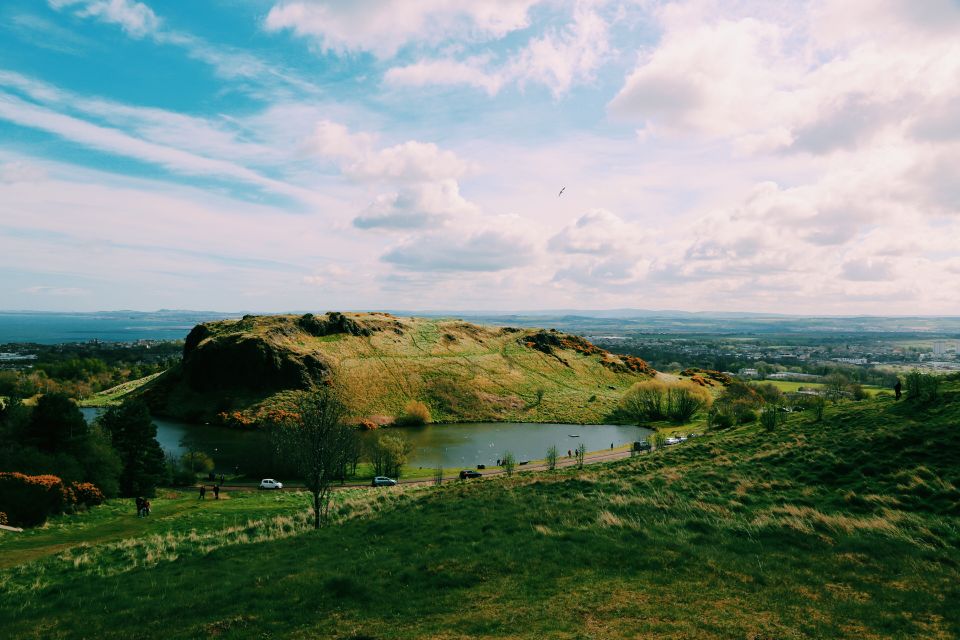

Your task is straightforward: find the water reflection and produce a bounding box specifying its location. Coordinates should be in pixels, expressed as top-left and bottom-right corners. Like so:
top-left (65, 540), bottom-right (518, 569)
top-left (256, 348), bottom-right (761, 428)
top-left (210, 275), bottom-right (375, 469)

top-left (81, 408), bottom-right (652, 474)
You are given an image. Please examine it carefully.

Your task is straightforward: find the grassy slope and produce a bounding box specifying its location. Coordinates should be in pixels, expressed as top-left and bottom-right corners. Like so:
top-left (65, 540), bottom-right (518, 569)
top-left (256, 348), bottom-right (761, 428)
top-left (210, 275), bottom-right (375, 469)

top-left (2, 386), bottom-right (958, 639)
top-left (149, 314), bottom-right (653, 424)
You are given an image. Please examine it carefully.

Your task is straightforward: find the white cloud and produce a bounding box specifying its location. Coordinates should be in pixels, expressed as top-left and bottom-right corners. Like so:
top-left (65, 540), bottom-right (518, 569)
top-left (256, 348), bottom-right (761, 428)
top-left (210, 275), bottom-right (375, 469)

top-left (49, 0), bottom-right (159, 37)
top-left (384, 4), bottom-right (611, 97)
top-left (383, 228), bottom-right (534, 272)
top-left (264, 0), bottom-right (539, 58)
top-left (309, 120), bottom-right (467, 182)
top-left (354, 180), bottom-right (477, 230)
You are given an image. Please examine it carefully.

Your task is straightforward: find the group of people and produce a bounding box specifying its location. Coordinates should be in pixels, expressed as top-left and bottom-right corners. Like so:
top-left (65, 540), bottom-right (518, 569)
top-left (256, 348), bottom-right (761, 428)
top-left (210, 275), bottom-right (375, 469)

top-left (134, 497), bottom-right (151, 518)
top-left (198, 484), bottom-right (221, 500)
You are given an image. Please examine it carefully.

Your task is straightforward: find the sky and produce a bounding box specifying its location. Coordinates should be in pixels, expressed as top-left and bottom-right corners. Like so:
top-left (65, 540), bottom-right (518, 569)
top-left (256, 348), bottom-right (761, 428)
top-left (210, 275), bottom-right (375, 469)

top-left (1, 0), bottom-right (959, 315)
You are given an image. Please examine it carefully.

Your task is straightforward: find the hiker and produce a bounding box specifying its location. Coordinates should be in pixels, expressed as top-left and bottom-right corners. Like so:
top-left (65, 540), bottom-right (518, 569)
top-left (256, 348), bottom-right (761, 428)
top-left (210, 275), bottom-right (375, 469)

top-left (143, 499), bottom-right (151, 517)
top-left (610, 443), bottom-right (613, 449)
top-left (199, 485), bottom-right (206, 500)
top-left (213, 484), bottom-right (220, 500)
top-left (135, 496), bottom-right (144, 517)
top-left (894, 379), bottom-right (902, 400)
top-left (567, 449), bottom-right (572, 458)
top-left (496, 458), bottom-right (501, 466)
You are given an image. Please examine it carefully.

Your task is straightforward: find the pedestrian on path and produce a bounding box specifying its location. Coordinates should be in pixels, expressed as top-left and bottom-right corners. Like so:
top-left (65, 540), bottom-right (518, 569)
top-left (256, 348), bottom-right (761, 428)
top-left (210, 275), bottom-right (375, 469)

top-left (199, 485), bottom-right (206, 500)
top-left (213, 484), bottom-right (220, 500)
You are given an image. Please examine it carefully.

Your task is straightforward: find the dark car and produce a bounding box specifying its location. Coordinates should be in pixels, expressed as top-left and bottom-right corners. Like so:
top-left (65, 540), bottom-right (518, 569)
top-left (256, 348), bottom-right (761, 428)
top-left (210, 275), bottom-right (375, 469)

top-left (459, 470), bottom-right (482, 480)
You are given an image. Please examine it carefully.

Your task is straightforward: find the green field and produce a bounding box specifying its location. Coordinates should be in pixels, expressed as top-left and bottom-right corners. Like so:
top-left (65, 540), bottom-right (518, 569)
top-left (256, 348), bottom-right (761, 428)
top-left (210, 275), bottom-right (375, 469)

top-left (2, 385), bottom-right (958, 639)
top-left (763, 379), bottom-right (885, 396)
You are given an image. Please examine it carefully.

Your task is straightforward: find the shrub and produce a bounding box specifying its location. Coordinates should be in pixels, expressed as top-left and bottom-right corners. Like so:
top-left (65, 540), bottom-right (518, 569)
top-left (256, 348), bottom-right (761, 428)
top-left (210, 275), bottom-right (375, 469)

top-left (620, 380), bottom-right (668, 423)
top-left (905, 370), bottom-right (940, 405)
top-left (0, 511), bottom-right (7, 526)
top-left (665, 381), bottom-right (712, 423)
top-left (0, 472), bottom-right (74, 527)
top-left (760, 405), bottom-right (782, 432)
top-left (71, 481), bottom-right (105, 507)
top-left (708, 410), bottom-right (734, 430)
top-left (397, 400), bottom-right (431, 426)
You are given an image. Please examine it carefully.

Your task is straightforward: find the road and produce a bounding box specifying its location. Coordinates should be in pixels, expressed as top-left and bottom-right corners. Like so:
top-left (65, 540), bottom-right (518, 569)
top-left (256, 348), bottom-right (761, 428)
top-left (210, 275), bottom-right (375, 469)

top-left (204, 446), bottom-right (645, 493)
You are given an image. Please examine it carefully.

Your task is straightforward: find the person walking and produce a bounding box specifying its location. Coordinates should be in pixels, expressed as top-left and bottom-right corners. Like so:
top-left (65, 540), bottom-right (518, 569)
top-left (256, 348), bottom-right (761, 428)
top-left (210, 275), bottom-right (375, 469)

top-left (213, 484), bottom-right (220, 500)
top-left (143, 499), bottom-right (151, 517)
top-left (894, 379), bottom-right (902, 400)
top-left (199, 485), bottom-right (206, 500)
top-left (136, 496), bottom-right (144, 517)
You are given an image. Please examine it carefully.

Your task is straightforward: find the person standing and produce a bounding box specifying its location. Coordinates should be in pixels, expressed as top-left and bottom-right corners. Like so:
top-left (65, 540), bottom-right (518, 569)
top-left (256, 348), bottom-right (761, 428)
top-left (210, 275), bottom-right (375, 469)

top-left (199, 485), bottom-right (206, 500)
top-left (136, 496), bottom-right (144, 517)
top-left (213, 484), bottom-right (220, 500)
top-left (894, 379), bottom-right (902, 400)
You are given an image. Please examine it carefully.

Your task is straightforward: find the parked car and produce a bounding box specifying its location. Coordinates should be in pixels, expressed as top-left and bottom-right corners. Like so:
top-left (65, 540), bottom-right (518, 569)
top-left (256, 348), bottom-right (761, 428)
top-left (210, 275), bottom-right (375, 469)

top-left (459, 470), bottom-right (482, 480)
top-left (371, 476), bottom-right (397, 487)
top-left (259, 478), bottom-right (283, 490)
top-left (633, 441), bottom-right (652, 452)
top-left (665, 437), bottom-right (681, 446)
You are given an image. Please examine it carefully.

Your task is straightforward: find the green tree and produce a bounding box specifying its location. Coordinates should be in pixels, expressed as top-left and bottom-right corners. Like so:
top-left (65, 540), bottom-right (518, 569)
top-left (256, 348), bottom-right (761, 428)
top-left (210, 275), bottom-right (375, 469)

top-left (368, 432), bottom-right (413, 479)
top-left (27, 393), bottom-right (87, 452)
top-left (98, 399), bottom-right (166, 497)
top-left (181, 451), bottom-right (215, 474)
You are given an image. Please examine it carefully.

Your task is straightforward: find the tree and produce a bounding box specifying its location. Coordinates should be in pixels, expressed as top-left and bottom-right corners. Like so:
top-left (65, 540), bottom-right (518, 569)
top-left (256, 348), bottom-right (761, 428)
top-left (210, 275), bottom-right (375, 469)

top-left (546, 445), bottom-right (558, 471)
top-left (433, 464), bottom-right (443, 485)
top-left (181, 451), bottom-right (215, 474)
top-left (501, 451), bottom-right (516, 476)
top-left (27, 393), bottom-right (87, 452)
top-left (98, 399), bottom-right (166, 497)
top-left (575, 443), bottom-right (586, 468)
top-left (273, 389), bottom-right (355, 529)
top-left (368, 432), bottom-right (413, 479)
top-left (823, 373), bottom-right (850, 403)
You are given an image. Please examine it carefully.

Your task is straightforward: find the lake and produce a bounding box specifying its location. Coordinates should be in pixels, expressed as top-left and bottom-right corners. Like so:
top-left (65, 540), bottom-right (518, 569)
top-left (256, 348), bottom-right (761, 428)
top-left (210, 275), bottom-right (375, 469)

top-left (81, 408), bottom-right (652, 473)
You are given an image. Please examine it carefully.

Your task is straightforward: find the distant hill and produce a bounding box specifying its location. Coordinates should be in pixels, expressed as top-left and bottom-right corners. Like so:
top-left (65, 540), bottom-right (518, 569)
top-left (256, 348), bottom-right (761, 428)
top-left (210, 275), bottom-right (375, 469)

top-left (137, 312), bottom-right (655, 424)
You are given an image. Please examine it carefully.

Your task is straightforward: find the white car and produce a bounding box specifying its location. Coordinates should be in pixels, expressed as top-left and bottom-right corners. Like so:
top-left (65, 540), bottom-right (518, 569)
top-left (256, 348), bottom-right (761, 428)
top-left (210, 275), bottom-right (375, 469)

top-left (259, 478), bottom-right (283, 490)
top-left (665, 437), bottom-right (681, 446)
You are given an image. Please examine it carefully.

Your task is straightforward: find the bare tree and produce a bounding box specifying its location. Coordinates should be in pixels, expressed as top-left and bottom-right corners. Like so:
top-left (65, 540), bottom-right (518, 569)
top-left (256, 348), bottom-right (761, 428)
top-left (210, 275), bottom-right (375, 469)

top-left (546, 445), bottom-right (558, 471)
top-left (433, 464), bottom-right (443, 485)
top-left (273, 389), bottom-right (355, 529)
top-left (575, 443), bottom-right (586, 468)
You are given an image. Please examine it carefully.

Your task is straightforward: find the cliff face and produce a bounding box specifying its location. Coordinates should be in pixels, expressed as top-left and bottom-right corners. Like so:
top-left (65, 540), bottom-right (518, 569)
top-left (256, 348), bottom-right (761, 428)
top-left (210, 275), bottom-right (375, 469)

top-left (143, 312), bottom-right (655, 425)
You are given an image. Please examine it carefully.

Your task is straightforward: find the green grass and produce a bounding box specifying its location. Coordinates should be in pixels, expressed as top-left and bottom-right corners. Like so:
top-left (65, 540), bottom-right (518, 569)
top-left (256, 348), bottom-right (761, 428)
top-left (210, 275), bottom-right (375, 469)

top-left (79, 372), bottom-right (163, 407)
top-left (2, 385), bottom-right (958, 638)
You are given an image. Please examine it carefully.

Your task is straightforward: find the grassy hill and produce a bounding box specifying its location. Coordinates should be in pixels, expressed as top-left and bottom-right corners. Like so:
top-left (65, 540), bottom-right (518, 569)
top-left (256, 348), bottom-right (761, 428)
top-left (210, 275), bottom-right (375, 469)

top-left (134, 312), bottom-right (655, 424)
top-left (2, 381), bottom-right (957, 638)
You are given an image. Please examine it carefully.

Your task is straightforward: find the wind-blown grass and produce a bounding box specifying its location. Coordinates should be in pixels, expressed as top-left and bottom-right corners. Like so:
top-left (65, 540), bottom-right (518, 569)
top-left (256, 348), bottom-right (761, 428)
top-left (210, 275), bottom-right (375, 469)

top-left (1, 383), bottom-right (958, 639)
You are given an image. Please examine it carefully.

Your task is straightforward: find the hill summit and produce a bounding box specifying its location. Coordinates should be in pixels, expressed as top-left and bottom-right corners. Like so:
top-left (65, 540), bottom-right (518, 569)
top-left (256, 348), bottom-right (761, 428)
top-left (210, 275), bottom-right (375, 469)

top-left (142, 312), bottom-right (655, 425)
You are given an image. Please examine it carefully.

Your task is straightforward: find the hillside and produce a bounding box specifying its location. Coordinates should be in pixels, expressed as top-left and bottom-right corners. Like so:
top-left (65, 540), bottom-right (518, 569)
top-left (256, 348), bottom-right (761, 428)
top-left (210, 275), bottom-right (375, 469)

top-left (137, 312), bottom-right (655, 424)
top-left (2, 381), bottom-right (957, 638)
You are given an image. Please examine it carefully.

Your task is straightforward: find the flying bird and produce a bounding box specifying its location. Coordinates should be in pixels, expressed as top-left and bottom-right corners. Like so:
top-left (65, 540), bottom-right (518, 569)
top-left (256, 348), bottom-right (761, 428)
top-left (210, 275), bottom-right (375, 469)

top-left (558, 186), bottom-right (566, 197)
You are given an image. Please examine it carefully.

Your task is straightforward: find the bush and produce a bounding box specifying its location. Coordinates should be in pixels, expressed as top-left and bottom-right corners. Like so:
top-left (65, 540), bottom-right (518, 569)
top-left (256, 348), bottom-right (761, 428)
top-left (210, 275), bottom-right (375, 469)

top-left (708, 410), bottom-right (734, 430)
top-left (665, 381), bottom-right (712, 422)
top-left (71, 481), bottom-right (105, 507)
top-left (0, 472), bottom-right (74, 527)
top-left (396, 400), bottom-right (431, 426)
top-left (620, 380), bottom-right (668, 423)
top-left (905, 370), bottom-right (940, 405)
top-left (760, 406), bottom-right (782, 433)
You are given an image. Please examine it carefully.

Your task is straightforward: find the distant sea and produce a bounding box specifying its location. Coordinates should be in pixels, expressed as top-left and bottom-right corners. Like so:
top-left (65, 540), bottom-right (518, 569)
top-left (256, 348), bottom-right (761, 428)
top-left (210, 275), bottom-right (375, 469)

top-left (0, 311), bottom-right (238, 344)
